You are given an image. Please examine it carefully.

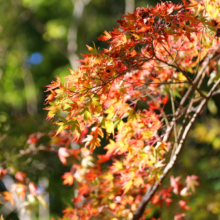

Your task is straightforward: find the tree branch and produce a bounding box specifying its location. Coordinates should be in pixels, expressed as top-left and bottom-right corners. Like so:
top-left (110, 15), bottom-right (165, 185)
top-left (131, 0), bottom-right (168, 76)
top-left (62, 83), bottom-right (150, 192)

top-left (162, 44), bottom-right (220, 143)
top-left (132, 78), bottom-right (220, 220)
top-left (0, 145), bottom-right (57, 167)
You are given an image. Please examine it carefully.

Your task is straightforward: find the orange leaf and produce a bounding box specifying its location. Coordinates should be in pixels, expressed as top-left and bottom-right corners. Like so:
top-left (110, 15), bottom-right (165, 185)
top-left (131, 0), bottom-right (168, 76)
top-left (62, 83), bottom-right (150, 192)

top-left (3, 191), bottom-right (14, 206)
top-left (45, 76), bottom-right (61, 91)
top-left (97, 154), bottom-right (110, 164)
top-left (97, 30), bottom-right (112, 41)
top-left (72, 195), bottom-right (81, 204)
top-left (62, 172), bottom-right (74, 186)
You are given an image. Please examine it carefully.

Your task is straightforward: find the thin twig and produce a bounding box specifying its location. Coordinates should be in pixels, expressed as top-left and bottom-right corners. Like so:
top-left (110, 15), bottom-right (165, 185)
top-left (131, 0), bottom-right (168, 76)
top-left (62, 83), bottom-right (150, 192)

top-left (0, 145), bottom-right (58, 167)
top-left (162, 44), bottom-right (220, 143)
top-left (169, 86), bottom-right (178, 159)
top-left (132, 78), bottom-right (220, 220)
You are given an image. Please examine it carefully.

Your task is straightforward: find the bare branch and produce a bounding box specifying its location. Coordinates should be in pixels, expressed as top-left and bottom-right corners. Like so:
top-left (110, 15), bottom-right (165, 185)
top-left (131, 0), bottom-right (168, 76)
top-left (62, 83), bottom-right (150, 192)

top-left (212, 88), bottom-right (220, 97)
top-left (0, 145), bottom-right (58, 167)
top-left (169, 86), bottom-right (178, 159)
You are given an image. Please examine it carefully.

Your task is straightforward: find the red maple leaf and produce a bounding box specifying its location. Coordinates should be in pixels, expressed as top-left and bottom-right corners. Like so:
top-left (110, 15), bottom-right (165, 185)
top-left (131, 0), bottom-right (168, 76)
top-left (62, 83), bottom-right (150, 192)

top-left (15, 171), bottom-right (27, 183)
top-left (97, 30), bottom-right (112, 41)
top-left (170, 176), bottom-right (184, 194)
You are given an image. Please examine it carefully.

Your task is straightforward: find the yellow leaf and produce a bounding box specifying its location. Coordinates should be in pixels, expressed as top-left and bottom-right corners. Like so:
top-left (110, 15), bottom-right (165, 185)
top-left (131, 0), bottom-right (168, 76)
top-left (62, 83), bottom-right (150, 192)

top-left (123, 180), bottom-right (133, 194)
top-left (83, 135), bottom-right (101, 151)
top-left (104, 120), bottom-right (114, 135)
top-left (111, 160), bottom-right (123, 173)
top-left (103, 173), bottom-right (114, 183)
top-left (105, 140), bottom-right (116, 155)
top-left (133, 176), bottom-right (144, 187)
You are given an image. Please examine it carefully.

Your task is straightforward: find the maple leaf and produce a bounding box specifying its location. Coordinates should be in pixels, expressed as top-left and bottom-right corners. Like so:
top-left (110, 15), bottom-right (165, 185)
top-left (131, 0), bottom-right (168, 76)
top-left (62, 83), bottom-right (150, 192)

top-left (185, 175), bottom-right (200, 193)
top-left (161, 95), bottom-right (168, 105)
top-left (102, 173), bottom-right (114, 184)
top-left (105, 139), bottom-right (116, 155)
top-left (170, 176), bottom-right (184, 194)
top-left (86, 44), bottom-right (97, 55)
top-left (78, 183), bottom-right (89, 196)
top-left (110, 160), bottom-right (123, 173)
top-left (174, 213), bottom-right (186, 220)
top-left (27, 133), bottom-right (41, 144)
top-left (85, 171), bottom-right (97, 181)
top-left (97, 30), bottom-right (112, 41)
top-left (70, 149), bottom-right (80, 159)
top-left (42, 0), bottom-right (220, 219)
top-left (97, 154), bottom-right (111, 164)
top-left (152, 194), bottom-right (163, 207)
top-left (72, 195), bottom-right (81, 204)
top-left (83, 135), bottom-right (101, 151)
top-left (83, 127), bottom-right (104, 151)
top-left (11, 183), bottom-right (27, 200)
top-left (62, 172), bottom-right (74, 186)
top-left (15, 171), bottom-right (27, 183)
top-left (58, 147), bottom-right (70, 165)
top-left (104, 119), bottom-right (114, 135)
top-left (179, 200), bottom-right (190, 210)
top-left (0, 169), bottom-right (6, 178)
top-left (90, 126), bottom-right (104, 138)
top-left (122, 180), bottom-right (133, 194)
top-left (3, 191), bottom-right (14, 206)
top-left (45, 76), bottom-right (61, 91)
top-left (44, 102), bottom-right (61, 120)
top-left (45, 90), bottom-right (56, 104)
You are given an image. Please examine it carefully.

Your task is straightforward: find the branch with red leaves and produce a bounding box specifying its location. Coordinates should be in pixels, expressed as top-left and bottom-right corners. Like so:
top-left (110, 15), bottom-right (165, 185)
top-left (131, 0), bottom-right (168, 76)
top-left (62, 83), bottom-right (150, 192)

top-left (133, 77), bottom-right (220, 220)
top-left (43, 0), bottom-right (220, 218)
top-left (4, 0), bottom-right (219, 220)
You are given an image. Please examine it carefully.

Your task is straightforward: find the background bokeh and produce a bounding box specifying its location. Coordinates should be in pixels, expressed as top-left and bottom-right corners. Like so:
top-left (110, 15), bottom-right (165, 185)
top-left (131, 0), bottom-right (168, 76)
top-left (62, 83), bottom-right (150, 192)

top-left (0, 0), bottom-right (220, 219)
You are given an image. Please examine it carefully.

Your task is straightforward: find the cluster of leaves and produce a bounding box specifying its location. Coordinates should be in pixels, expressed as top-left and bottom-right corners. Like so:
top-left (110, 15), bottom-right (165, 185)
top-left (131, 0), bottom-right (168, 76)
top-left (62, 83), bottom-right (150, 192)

top-left (43, 0), bottom-right (220, 219)
top-left (1, 0), bottom-right (220, 219)
top-left (0, 131), bottom-right (71, 214)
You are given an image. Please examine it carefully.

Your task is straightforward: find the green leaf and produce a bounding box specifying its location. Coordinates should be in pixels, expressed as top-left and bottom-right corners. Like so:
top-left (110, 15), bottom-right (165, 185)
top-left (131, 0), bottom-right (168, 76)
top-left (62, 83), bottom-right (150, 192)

top-left (56, 123), bottom-right (65, 135)
top-left (84, 110), bottom-right (92, 122)
top-left (172, 90), bottom-right (181, 98)
top-left (68, 120), bottom-right (81, 133)
top-left (114, 118), bottom-right (124, 132)
top-left (57, 114), bottom-right (67, 123)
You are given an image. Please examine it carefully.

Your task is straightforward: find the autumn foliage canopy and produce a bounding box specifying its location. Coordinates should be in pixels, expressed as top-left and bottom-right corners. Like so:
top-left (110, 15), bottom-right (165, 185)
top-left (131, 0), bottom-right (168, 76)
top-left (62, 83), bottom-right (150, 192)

top-left (1, 0), bottom-right (220, 219)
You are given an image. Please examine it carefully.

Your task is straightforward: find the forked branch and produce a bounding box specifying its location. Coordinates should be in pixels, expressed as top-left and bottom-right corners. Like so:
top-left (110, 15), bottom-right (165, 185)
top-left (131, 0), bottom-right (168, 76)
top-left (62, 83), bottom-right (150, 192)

top-left (133, 78), bottom-right (220, 220)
